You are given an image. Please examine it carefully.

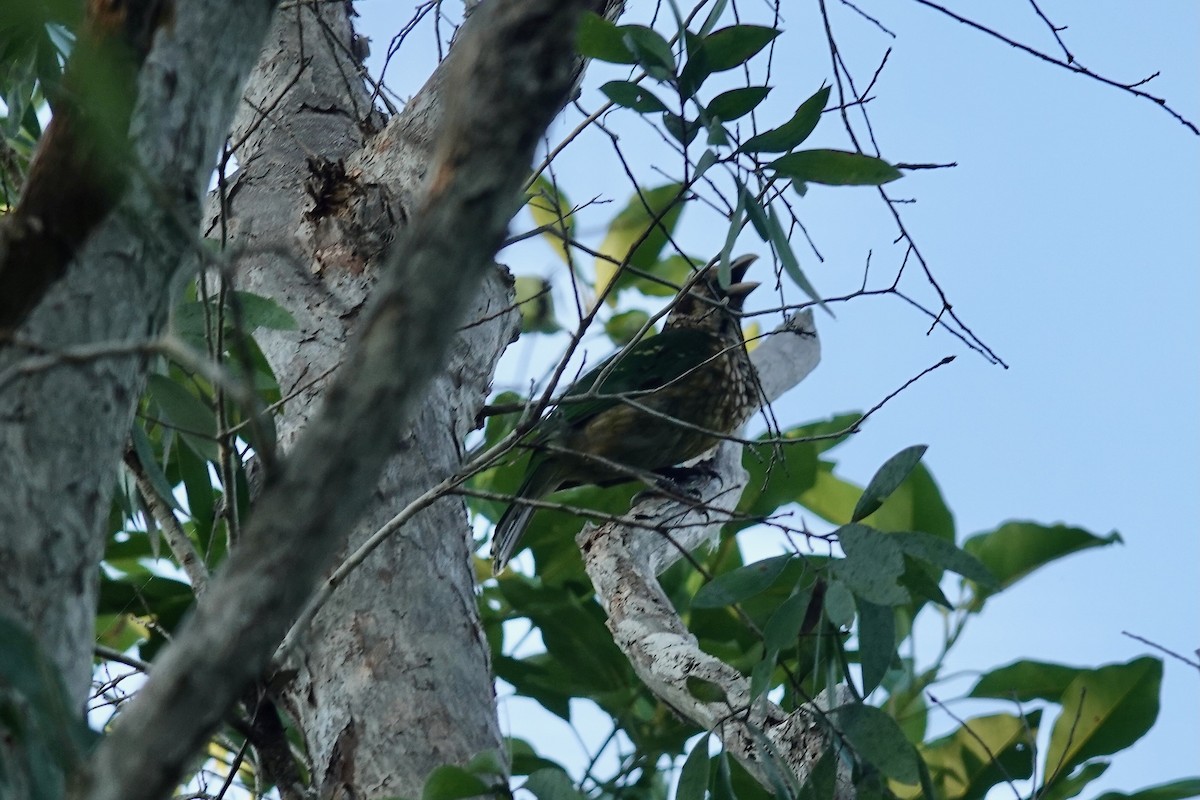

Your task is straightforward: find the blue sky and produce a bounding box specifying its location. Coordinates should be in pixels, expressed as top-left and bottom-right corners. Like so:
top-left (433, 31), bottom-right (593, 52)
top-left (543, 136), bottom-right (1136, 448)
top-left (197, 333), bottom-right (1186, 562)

top-left (358, 1), bottom-right (1198, 792)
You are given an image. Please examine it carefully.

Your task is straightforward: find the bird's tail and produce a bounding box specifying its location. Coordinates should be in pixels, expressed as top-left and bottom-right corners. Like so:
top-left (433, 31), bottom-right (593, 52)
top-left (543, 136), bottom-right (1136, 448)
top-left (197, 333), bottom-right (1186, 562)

top-left (491, 461), bottom-right (561, 574)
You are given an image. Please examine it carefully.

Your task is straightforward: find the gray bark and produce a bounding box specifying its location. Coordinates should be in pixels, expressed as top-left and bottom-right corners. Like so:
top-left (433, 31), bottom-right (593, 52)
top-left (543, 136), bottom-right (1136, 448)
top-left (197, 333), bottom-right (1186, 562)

top-left (78, 2), bottom-right (586, 799)
top-left (220, 4), bottom-right (512, 793)
top-left (0, 0), bottom-right (275, 708)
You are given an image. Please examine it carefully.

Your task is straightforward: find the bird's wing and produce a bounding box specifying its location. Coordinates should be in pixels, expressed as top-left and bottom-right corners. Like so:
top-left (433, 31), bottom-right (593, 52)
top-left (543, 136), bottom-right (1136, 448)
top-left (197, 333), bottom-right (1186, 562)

top-left (535, 327), bottom-right (717, 437)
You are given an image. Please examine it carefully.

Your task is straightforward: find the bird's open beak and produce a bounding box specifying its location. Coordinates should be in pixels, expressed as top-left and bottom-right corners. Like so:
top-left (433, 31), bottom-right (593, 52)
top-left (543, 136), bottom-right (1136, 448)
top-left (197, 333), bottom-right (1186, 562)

top-left (724, 280), bottom-right (760, 299)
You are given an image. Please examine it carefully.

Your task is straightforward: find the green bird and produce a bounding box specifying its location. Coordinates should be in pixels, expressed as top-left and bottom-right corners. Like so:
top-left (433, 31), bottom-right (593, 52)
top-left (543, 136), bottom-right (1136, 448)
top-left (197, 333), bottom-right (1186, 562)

top-left (491, 255), bottom-right (761, 573)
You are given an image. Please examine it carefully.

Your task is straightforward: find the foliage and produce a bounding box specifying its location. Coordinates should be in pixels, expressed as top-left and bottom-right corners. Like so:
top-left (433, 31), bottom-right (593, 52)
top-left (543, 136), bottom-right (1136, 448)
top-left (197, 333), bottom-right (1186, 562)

top-left (0, 2), bottom-right (1192, 799)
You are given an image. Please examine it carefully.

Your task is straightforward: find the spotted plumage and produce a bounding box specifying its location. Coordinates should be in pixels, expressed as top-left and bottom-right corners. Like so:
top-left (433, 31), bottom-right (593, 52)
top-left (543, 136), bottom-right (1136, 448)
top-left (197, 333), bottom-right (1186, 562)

top-left (491, 255), bottom-right (760, 573)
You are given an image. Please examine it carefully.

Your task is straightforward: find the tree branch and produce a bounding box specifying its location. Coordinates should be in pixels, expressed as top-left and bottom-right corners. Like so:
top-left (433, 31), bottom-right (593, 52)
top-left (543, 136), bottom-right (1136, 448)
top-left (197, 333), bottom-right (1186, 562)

top-left (579, 311), bottom-right (852, 795)
top-left (78, 3), bottom-right (586, 799)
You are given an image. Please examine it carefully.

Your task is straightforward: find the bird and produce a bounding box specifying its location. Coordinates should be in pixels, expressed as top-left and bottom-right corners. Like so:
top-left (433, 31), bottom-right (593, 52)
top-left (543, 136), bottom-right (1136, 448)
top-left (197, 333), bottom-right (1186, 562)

top-left (491, 254), bottom-right (761, 573)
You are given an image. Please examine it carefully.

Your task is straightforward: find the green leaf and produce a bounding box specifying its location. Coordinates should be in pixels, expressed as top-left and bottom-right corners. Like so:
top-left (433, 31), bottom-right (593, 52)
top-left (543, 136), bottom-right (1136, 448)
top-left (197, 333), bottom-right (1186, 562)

top-left (770, 149), bottom-right (903, 186)
top-left (701, 25), bottom-right (779, 71)
top-left (498, 581), bottom-right (632, 696)
top-left (762, 589), bottom-right (813, 652)
top-left (0, 615), bottom-right (98, 796)
top-left (692, 554), bottom-right (791, 608)
top-left (622, 26), bottom-right (676, 78)
top-left (1044, 657), bottom-right (1162, 783)
top-left (501, 737), bottom-right (566, 777)
top-left (856, 600), bottom-right (895, 696)
top-left (624, 254), bottom-right (697, 298)
top-left (594, 184), bottom-right (686, 300)
top-left (421, 765), bottom-right (490, 800)
top-left (713, 752), bottom-right (738, 800)
top-left (890, 530), bottom-right (994, 586)
top-left (694, 148), bottom-right (719, 180)
top-left (231, 291), bottom-right (296, 331)
top-left (915, 712), bottom-right (1039, 798)
top-left (129, 424), bottom-right (180, 511)
top-left (576, 12), bottom-right (636, 64)
top-left (963, 522), bottom-right (1121, 600)
top-left (526, 175), bottom-right (574, 263)
top-left (604, 309), bottom-right (650, 345)
top-left (734, 178), bottom-right (770, 242)
top-left (969, 659), bottom-right (1089, 703)
top-left (698, 0), bottom-right (730, 36)
top-left (740, 86), bottom-right (830, 153)
top-left (677, 735), bottom-right (712, 800)
top-left (832, 524), bottom-right (908, 606)
top-left (1040, 761), bottom-right (1110, 800)
top-left (797, 747), bottom-right (838, 800)
top-left (176, 437), bottom-right (216, 538)
top-left (1095, 779), bottom-right (1200, 800)
top-left (853, 445), bottom-right (928, 521)
top-left (707, 86), bottom-right (771, 122)
top-left (145, 373), bottom-right (218, 461)
top-left (736, 415), bottom-right (860, 526)
top-left (524, 768), bottom-right (586, 800)
top-left (601, 79), bottom-right (669, 113)
top-left (514, 276), bottom-right (559, 334)
top-left (823, 580), bottom-right (855, 628)
top-left (765, 204), bottom-right (824, 309)
top-left (664, 112), bottom-right (701, 146)
top-left (833, 702), bottom-right (920, 784)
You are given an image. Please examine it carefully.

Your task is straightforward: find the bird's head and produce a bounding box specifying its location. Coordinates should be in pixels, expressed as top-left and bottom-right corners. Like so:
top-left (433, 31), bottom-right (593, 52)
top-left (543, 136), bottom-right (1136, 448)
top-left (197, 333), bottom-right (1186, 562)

top-left (664, 254), bottom-right (759, 336)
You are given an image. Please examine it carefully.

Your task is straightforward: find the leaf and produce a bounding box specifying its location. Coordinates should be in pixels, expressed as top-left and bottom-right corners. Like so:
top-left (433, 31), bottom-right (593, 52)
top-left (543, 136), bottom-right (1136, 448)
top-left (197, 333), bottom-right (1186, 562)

top-left (902, 712), bottom-right (1039, 799)
top-left (771, 149), bottom-right (903, 186)
top-left (698, 0), bottom-right (730, 36)
top-left (604, 309), bottom-right (650, 345)
top-left (963, 522), bottom-right (1121, 600)
top-left (852, 445), bottom-right (928, 521)
top-left (594, 184), bottom-right (686, 300)
top-left (969, 659), bottom-right (1088, 703)
top-left (524, 768), bottom-right (587, 800)
top-left (856, 600), bottom-right (895, 696)
top-left (128, 424), bottom-right (180, 511)
top-left (601, 80), bottom-right (669, 113)
top-left (749, 653), bottom-right (777, 701)
top-left (1040, 761), bottom-right (1110, 800)
top-left (501, 737), bottom-right (565, 778)
top-left (707, 86), bottom-right (771, 122)
top-left (526, 174), bottom-right (574, 263)
top-left (739, 181), bottom-right (770, 242)
top-left (1044, 657), bottom-right (1162, 783)
top-left (823, 580), bottom-right (855, 628)
top-left (797, 747), bottom-right (838, 800)
top-left (624, 254), bottom-right (697, 298)
top-left (694, 148), bottom-right (718, 180)
top-left (832, 524), bottom-right (908, 606)
top-left (677, 735), bottom-right (712, 800)
top-left (692, 554), bottom-right (791, 608)
top-left (833, 702), bottom-right (921, 784)
top-left (622, 26), bottom-right (675, 78)
top-left (514, 276), bottom-right (559, 334)
top-left (740, 86), bottom-right (830, 153)
top-left (702, 25), bottom-right (779, 71)
top-left (1094, 779), bottom-right (1200, 800)
top-left (765, 204), bottom-right (824, 310)
top-left (891, 531), bottom-right (994, 588)
top-left (176, 436), bottom-right (216, 536)
top-left (664, 112), bottom-right (701, 146)
top-left (230, 291), bottom-right (296, 331)
top-left (421, 765), bottom-right (490, 800)
top-left (575, 12), bottom-right (636, 64)
top-left (145, 373), bottom-right (218, 461)
top-left (762, 589), bottom-right (813, 652)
